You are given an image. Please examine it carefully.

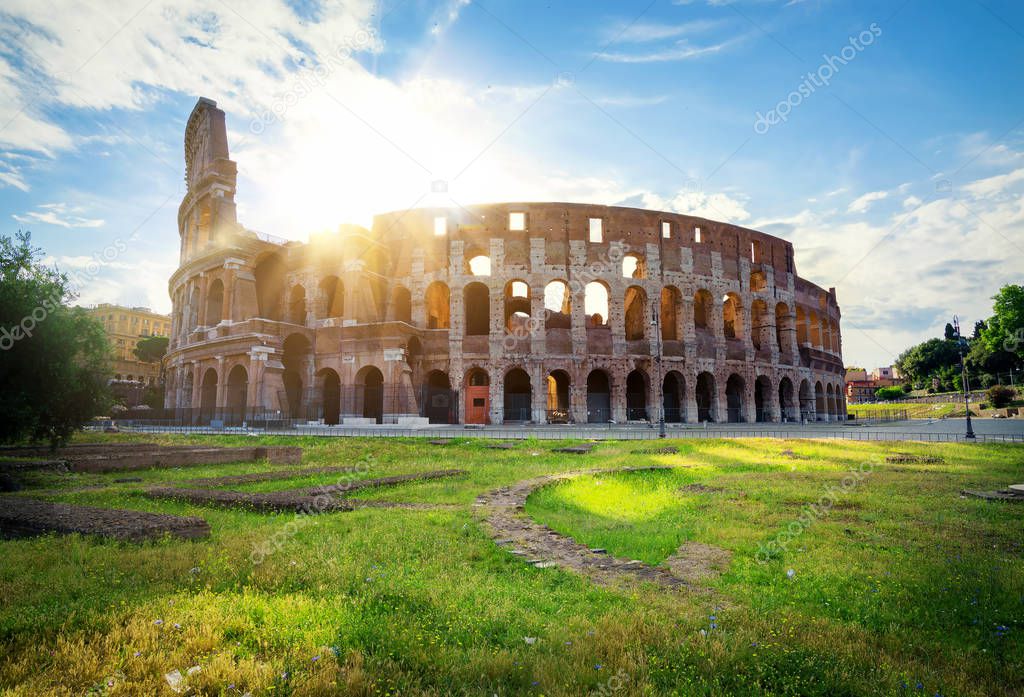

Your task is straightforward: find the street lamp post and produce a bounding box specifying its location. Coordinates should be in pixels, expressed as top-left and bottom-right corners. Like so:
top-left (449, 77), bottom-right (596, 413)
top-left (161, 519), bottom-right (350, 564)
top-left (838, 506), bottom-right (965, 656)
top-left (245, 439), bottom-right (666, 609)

top-left (651, 300), bottom-right (666, 438)
top-left (953, 316), bottom-right (975, 440)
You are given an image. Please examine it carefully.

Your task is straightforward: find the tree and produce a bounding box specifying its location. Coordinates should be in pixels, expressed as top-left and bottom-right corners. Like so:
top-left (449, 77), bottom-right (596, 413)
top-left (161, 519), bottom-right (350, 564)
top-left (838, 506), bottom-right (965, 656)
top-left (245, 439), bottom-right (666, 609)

top-left (979, 285), bottom-right (1024, 363)
top-left (944, 322), bottom-right (956, 341)
top-left (133, 335), bottom-right (169, 364)
top-left (875, 386), bottom-right (904, 401)
top-left (0, 232), bottom-right (111, 447)
top-left (895, 338), bottom-right (961, 385)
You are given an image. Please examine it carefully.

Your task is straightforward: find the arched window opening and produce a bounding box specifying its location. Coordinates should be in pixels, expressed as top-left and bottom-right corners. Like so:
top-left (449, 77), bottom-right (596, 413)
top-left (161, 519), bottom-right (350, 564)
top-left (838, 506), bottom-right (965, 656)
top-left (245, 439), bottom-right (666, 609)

top-left (546, 370), bottom-right (571, 423)
top-left (425, 282), bottom-right (450, 329)
top-left (205, 279), bottom-right (224, 325)
top-left (544, 281), bottom-right (571, 329)
top-left (464, 282), bottom-right (490, 336)
top-left (585, 282), bottom-right (609, 326)
top-left (622, 253), bottom-right (646, 279)
top-left (504, 280), bottom-right (531, 333)
top-left (624, 286), bottom-right (647, 341)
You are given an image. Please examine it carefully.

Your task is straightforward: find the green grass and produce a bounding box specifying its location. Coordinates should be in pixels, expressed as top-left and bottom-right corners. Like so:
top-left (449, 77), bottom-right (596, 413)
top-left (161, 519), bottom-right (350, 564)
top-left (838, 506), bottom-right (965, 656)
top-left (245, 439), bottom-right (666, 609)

top-left (849, 402), bottom-right (971, 418)
top-left (0, 434), bottom-right (1022, 696)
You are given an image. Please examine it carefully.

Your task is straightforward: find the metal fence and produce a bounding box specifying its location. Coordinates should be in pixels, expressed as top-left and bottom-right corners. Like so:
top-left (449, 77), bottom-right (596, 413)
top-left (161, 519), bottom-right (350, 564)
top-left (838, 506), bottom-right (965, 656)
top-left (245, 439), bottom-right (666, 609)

top-left (111, 422), bottom-right (1024, 443)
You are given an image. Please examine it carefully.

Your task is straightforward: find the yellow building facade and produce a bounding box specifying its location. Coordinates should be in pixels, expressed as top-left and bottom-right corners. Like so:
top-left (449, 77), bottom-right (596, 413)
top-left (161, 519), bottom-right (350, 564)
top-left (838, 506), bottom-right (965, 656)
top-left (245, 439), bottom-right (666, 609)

top-left (86, 303), bottom-right (171, 385)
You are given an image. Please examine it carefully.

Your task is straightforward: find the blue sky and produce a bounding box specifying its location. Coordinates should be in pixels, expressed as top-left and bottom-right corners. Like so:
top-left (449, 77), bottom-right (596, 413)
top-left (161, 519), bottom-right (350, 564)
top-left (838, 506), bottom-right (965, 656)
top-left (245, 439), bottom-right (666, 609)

top-left (1, 0), bottom-right (1022, 368)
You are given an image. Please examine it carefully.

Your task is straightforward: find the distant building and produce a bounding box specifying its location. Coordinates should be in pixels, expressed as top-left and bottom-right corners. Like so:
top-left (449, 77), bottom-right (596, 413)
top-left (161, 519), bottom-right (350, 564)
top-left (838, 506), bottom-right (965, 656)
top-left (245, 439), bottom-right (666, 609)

top-left (845, 365), bottom-right (900, 404)
top-left (86, 303), bottom-right (171, 387)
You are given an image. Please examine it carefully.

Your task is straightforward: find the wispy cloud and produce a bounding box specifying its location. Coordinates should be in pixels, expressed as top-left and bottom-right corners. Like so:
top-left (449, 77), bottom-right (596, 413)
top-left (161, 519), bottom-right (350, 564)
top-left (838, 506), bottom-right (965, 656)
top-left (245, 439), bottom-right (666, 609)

top-left (594, 39), bottom-right (733, 64)
top-left (608, 19), bottom-right (723, 43)
top-left (847, 190), bottom-right (887, 213)
top-left (13, 202), bottom-right (105, 228)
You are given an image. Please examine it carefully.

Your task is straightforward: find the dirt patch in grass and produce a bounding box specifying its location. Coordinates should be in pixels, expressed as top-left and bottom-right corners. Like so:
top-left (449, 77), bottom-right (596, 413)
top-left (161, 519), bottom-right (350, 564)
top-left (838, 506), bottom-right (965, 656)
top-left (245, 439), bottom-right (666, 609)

top-left (146, 469), bottom-right (468, 513)
top-left (886, 454), bottom-right (944, 464)
top-left (0, 496), bottom-right (209, 541)
top-left (631, 446), bottom-right (679, 455)
top-left (664, 542), bottom-right (732, 583)
top-left (679, 483), bottom-right (724, 494)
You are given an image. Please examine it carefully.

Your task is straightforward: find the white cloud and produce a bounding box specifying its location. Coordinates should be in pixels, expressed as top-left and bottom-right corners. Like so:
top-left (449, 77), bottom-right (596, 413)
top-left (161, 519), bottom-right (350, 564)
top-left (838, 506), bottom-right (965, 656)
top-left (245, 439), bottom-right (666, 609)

top-left (847, 190), bottom-right (888, 213)
top-left (595, 40), bottom-right (734, 63)
top-left (642, 188), bottom-right (751, 223)
top-left (961, 167), bottom-right (1024, 198)
top-left (607, 19), bottom-right (723, 43)
top-left (12, 202), bottom-right (105, 228)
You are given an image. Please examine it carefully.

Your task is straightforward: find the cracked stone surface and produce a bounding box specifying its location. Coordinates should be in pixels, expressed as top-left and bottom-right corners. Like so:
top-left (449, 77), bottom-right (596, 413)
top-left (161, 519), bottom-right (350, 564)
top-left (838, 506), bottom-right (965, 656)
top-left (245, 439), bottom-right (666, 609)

top-left (475, 466), bottom-right (728, 590)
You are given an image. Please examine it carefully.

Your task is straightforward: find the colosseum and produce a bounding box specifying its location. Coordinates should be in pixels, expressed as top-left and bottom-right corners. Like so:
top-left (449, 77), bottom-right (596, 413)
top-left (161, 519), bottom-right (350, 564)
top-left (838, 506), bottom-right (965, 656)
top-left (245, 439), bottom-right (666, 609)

top-left (164, 98), bottom-right (847, 427)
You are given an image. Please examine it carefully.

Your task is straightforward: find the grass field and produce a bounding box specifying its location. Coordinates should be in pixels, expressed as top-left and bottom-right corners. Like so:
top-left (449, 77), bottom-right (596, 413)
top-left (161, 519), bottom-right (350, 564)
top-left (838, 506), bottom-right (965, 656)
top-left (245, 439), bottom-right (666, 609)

top-left (848, 402), bottom-right (971, 419)
top-left (1, 434), bottom-right (1022, 696)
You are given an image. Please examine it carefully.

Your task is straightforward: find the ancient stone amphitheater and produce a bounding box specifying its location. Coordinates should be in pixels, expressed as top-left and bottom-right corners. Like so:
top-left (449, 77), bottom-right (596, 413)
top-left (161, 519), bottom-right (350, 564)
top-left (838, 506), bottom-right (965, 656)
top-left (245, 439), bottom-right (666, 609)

top-left (165, 98), bottom-right (846, 427)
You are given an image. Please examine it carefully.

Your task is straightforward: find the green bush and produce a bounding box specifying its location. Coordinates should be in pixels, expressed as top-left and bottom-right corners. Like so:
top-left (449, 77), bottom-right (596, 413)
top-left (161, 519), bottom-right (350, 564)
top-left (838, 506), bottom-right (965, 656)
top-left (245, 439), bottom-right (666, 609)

top-left (875, 386), bottom-right (905, 401)
top-left (901, 382), bottom-right (913, 393)
top-left (986, 384), bottom-right (1016, 408)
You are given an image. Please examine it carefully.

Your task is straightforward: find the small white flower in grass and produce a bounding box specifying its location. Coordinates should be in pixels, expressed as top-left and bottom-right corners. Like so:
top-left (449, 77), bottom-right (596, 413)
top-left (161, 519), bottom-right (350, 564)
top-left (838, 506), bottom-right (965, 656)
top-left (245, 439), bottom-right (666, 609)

top-left (186, 666), bottom-right (201, 676)
top-left (786, 568), bottom-right (796, 579)
top-left (189, 567), bottom-right (200, 575)
top-left (523, 637), bottom-right (537, 645)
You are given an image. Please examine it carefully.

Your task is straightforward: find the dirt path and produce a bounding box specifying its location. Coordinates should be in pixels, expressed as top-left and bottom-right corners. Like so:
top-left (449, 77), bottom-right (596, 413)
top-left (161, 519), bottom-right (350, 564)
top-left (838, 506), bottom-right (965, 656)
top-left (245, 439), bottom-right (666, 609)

top-left (474, 466), bottom-right (729, 590)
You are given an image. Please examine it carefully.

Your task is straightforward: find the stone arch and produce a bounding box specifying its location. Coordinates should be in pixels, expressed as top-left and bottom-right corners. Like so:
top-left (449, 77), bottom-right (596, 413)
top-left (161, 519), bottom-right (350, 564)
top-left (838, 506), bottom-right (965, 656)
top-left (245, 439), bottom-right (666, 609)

top-left (726, 373), bottom-right (746, 423)
top-left (586, 369), bottom-right (611, 423)
top-left (503, 368), bottom-right (532, 422)
top-left (287, 284), bottom-right (306, 325)
top-left (318, 275), bottom-right (344, 318)
top-left (723, 293), bottom-right (743, 340)
top-left (815, 380), bottom-right (826, 421)
top-left (391, 285), bottom-right (412, 323)
top-left (205, 279), bottom-right (224, 325)
top-left (254, 253), bottom-right (286, 321)
top-left (624, 285), bottom-right (647, 341)
top-left (544, 280), bottom-right (572, 330)
top-left (504, 280), bottom-right (531, 332)
top-left (585, 281), bottom-right (610, 326)
top-left (751, 299), bottom-right (769, 351)
top-left (663, 370), bottom-right (685, 423)
top-left (696, 372), bottom-right (716, 422)
top-left (356, 365), bottom-right (384, 424)
top-left (750, 269), bottom-right (767, 292)
top-left (754, 375), bottom-right (772, 422)
top-left (625, 369), bottom-right (649, 421)
top-left (424, 370), bottom-right (453, 424)
top-left (546, 369), bottom-right (571, 423)
top-left (199, 367), bottom-right (218, 422)
top-left (799, 379), bottom-right (814, 420)
top-left (319, 368), bottom-right (341, 425)
top-left (796, 306), bottom-right (808, 345)
top-left (809, 311), bottom-right (822, 348)
top-left (660, 286), bottom-right (682, 341)
top-left (821, 317), bottom-right (831, 353)
top-left (694, 289), bottom-right (713, 330)
top-left (464, 282), bottom-right (490, 336)
top-left (226, 364), bottom-right (248, 424)
top-left (467, 254), bottom-right (491, 276)
top-left (775, 302), bottom-right (792, 354)
top-left (778, 376), bottom-right (796, 422)
top-left (622, 252), bottom-right (646, 279)
top-left (282, 333), bottom-right (311, 420)
top-left (423, 281), bottom-right (450, 329)
top-left (827, 383), bottom-right (836, 419)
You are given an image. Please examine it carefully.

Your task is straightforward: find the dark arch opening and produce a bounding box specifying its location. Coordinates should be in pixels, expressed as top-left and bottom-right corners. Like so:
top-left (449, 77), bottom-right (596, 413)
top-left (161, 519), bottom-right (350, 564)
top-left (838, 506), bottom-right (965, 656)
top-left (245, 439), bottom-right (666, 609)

top-left (465, 282), bottom-right (489, 336)
top-left (726, 374), bottom-right (746, 423)
top-left (586, 370), bottom-right (611, 423)
top-left (696, 372), bottom-right (716, 422)
top-left (663, 371), bottom-right (684, 423)
top-left (321, 369), bottom-right (340, 425)
top-left (503, 368), bottom-right (532, 422)
top-left (226, 365), bottom-right (247, 425)
top-left (626, 369), bottom-right (648, 421)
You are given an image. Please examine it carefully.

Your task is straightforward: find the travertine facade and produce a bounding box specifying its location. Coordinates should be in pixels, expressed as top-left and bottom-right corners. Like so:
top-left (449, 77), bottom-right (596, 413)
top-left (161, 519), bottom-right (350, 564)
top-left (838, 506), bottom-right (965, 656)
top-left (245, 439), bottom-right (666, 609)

top-left (165, 98), bottom-right (846, 425)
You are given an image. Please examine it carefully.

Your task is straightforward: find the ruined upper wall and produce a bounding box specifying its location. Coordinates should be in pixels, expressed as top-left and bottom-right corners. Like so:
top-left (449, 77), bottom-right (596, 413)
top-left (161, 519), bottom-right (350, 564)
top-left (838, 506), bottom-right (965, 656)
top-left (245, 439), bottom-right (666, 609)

top-left (372, 202), bottom-right (805, 282)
